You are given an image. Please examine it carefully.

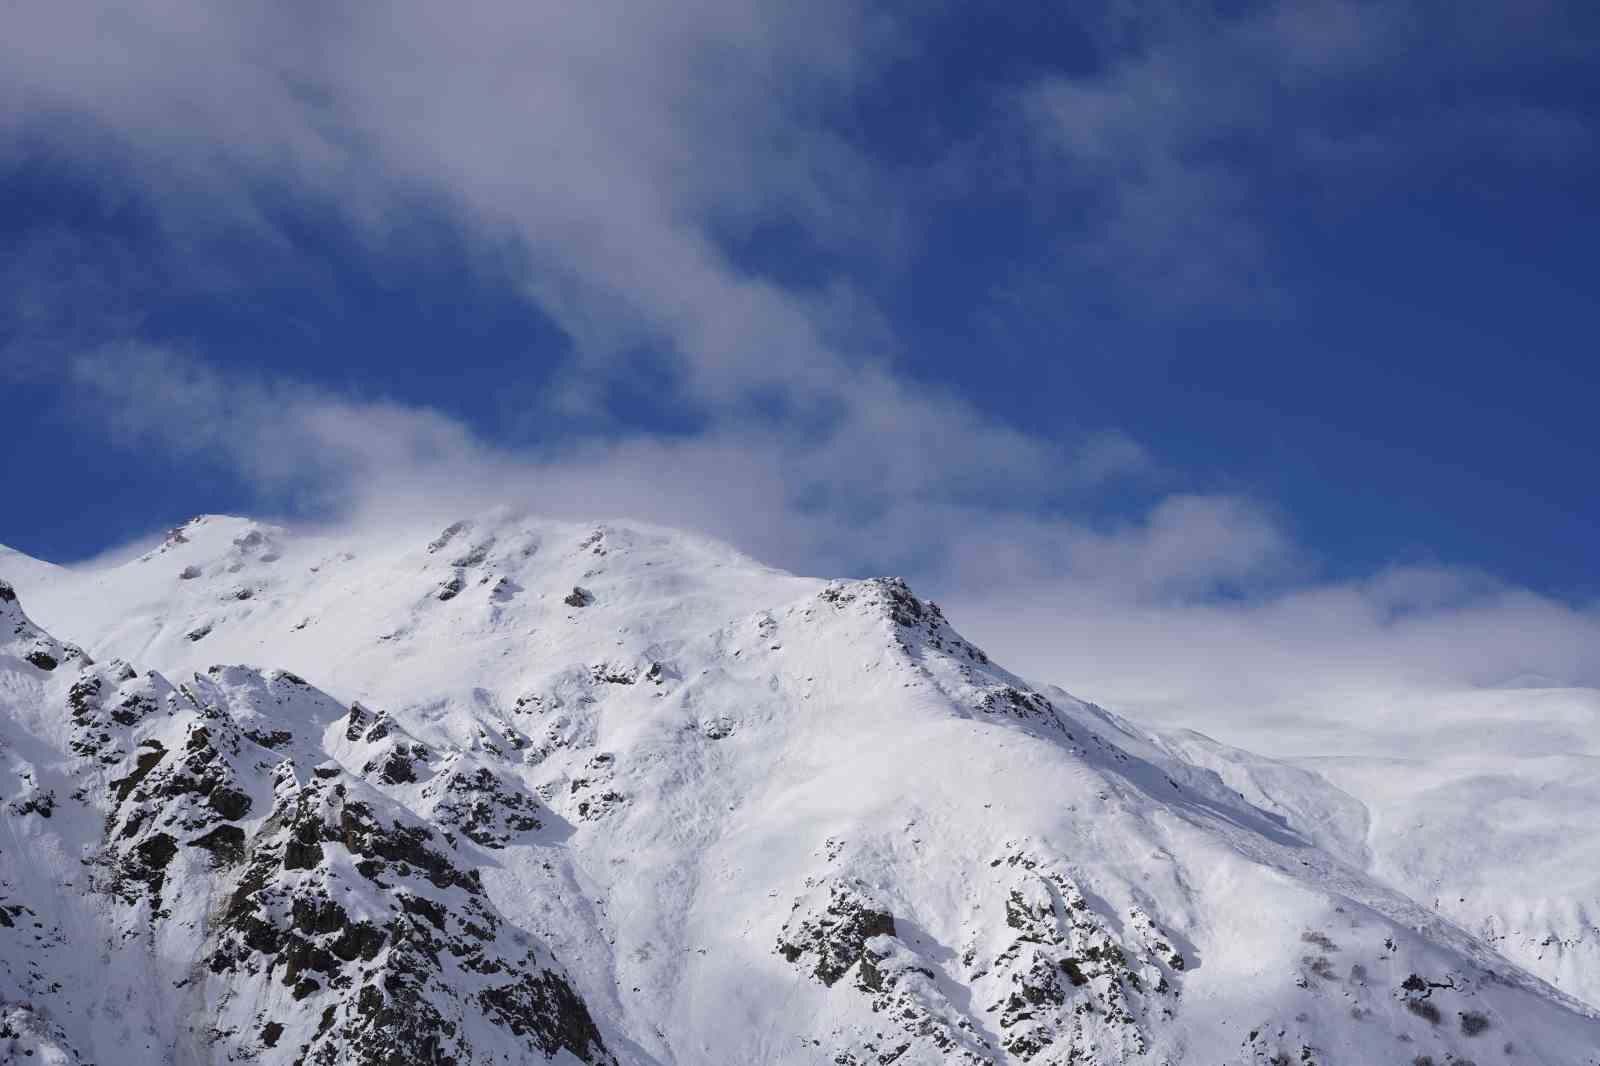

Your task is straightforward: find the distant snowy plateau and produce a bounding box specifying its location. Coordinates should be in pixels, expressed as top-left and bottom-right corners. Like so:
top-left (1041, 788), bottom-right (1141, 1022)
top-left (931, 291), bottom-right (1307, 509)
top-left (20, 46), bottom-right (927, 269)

top-left (2, 513), bottom-right (1597, 1065)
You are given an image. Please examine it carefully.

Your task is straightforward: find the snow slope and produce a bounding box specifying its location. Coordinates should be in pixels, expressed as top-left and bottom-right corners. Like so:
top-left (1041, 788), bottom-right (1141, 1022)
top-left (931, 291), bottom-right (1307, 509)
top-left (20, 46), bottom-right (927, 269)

top-left (1157, 687), bottom-right (1600, 1012)
top-left (1296, 687), bottom-right (1600, 1008)
top-left (3, 513), bottom-right (1599, 1065)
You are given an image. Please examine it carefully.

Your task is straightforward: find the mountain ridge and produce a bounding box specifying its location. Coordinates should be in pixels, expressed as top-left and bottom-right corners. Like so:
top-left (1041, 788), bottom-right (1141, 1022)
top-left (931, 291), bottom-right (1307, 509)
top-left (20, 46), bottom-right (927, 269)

top-left (4, 513), bottom-right (1599, 1064)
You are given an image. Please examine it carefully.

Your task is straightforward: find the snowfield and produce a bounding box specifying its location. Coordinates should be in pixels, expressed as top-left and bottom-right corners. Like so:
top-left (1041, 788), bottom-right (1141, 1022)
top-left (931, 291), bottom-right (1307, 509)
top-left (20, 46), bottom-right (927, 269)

top-left (3, 512), bottom-right (1598, 1064)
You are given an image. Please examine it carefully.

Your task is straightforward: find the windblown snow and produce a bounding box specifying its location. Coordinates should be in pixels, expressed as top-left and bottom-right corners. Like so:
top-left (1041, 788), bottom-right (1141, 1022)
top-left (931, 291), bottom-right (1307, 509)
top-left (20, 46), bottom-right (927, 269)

top-left (2, 512), bottom-right (1597, 1064)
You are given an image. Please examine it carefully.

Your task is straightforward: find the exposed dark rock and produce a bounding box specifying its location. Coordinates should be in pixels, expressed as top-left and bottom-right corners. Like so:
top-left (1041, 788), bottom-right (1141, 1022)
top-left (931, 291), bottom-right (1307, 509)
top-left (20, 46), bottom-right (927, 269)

top-left (363, 711), bottom-right (393, 742)
top-left (591, 662), bottom-right (637, 685)
top-left (779, 875), bottom-right (991, 1064)
top-left (346, 702), bottom-right (372, 741)
top-left (111, 741), bottom-right (168, 806)
top-left (245, 728), bottom-right (294, 749)
top-left (450, 538), bottom-right (494, 568)
top-left (118, 832), bottom-right (179, 906)
top-left (776, 880), bottom-right (896, 987)
top-left (364, 742), bottom-right (430, 786)
top-left (427, 521), bottom-right (471, 554)
top-left (283, 817), bottom-right (326, 871)
top-left (425, 765), bottom-right (543, 848)
top-left (9, 790), bottom-right (55, 818)
top-left (190, 823), bottom-right (247, 867)
top-left (479, 969), bottom-right (611, 1062)
top-left (436, 572), bottom-right (467, 601)
top-left (207, 787), bottom-right (253, 820)
top-left (204, 773), bottom-right (615, 1065)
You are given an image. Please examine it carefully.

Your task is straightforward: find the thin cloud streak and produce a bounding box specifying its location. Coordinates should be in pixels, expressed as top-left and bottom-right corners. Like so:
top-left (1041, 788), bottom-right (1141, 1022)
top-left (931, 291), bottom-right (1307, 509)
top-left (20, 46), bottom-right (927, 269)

top-left (1015, 1), bottom-right (1595, 304)
top-left (54, 349), bottom-right (1600, 759)
top-left (6, 2), bottom-right (1597, 755)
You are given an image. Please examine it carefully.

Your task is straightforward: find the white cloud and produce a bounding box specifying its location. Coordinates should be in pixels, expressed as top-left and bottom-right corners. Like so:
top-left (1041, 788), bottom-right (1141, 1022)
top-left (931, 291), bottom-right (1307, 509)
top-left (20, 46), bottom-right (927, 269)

top-left (0, 1), bottom-right (898, 402)
top-left (59, 345), bottom-right (1139, 574)
top-left (54, 348), bottom-right (1600, 764)
top-left (953, 564), bottom-right (1600, 756)
top-left (6, 0), bottom-right (1143, 537)
top-left (7, 2), bottom-right (1597, 760)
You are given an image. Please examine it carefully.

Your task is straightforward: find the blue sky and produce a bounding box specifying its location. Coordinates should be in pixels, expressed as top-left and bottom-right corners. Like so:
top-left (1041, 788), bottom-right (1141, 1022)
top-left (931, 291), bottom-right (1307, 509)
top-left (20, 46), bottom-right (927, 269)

top-left (3, 2), bottom-right (1598, 705)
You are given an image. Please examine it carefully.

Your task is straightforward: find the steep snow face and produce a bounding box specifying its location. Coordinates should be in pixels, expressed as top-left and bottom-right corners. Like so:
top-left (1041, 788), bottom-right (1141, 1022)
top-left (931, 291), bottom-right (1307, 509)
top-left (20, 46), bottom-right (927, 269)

top-left (4, 519), bottom-right (1600, 1065)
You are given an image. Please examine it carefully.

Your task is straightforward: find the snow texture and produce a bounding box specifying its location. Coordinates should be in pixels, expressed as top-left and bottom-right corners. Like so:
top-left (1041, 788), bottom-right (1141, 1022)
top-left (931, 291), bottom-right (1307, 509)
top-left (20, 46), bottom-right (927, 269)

top-left (2, 512), bottom-right (1598, 1065)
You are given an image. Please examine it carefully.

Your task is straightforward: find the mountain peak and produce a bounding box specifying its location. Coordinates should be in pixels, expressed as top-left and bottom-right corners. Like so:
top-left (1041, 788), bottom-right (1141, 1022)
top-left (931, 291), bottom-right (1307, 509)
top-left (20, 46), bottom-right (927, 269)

top-left (3, 515), bottom-right (1599, 1064)
top-left (134, 513), bottom-right (287, 565)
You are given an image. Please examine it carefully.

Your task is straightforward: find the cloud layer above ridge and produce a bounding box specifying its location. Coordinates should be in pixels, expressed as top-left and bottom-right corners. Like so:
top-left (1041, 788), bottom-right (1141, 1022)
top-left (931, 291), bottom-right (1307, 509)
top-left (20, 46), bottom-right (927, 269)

top-left (4, 1), bottom-right (1597, 745)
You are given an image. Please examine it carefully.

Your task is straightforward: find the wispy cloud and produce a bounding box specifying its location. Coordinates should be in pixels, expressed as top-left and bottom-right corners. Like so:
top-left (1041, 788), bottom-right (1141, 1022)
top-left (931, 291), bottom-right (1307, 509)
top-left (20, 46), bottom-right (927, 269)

top-left (1, 1), bottom-right (897, 403)
top-left (5, 0), bottom-right (1132, 515)
top-left (61, 345), bottom-right (1145, 577)
top-left (1013, 1), bottom-right (1594, 304)
top-left (6, 2), bottom-right (1598, 754)
top-left (956, 562), bottom-right (1600, 754)
top-left (56, 348), bottom-right (1600, 756)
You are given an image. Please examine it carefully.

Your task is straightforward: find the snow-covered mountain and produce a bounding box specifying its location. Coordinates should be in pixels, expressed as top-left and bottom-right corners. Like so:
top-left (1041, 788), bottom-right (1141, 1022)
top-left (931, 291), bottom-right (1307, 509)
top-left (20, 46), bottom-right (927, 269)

top-left (3, 512), bottom-right (1598, 1064)
top-left (1159, 686), bottom-right (1600, 1015)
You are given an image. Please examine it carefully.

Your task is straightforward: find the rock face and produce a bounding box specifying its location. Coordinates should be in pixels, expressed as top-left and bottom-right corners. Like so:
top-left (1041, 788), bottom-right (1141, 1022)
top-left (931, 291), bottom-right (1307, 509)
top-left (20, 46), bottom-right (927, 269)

top-left (206, 768), bottom-right (609, 1066)
top-left (1, 582), bottom-right (611, 1066)
top-left (3, 514), bottom-right (1600, 1065)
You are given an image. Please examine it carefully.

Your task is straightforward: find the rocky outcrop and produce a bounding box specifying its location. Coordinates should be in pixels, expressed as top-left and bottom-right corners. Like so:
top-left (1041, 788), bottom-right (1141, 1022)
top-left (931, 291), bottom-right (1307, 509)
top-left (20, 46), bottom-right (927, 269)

top-left (206, 768), bottom-right (613, 1066)
top-left (0, 583), bottom-right (613, 1066)
top-left (420, 760), bottom-right (544, 848)
top-left (778, 877), bottom-right (995, 1065)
